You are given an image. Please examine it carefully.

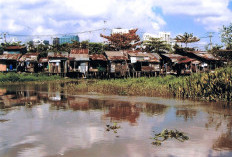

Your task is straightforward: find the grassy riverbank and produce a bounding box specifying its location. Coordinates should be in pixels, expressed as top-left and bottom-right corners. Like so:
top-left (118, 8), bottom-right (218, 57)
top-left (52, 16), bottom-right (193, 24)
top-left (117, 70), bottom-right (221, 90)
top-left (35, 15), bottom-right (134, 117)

top-left (67, 66), bottom-right (232, 101)
top-left (0, 72), bottom-right (64, 83)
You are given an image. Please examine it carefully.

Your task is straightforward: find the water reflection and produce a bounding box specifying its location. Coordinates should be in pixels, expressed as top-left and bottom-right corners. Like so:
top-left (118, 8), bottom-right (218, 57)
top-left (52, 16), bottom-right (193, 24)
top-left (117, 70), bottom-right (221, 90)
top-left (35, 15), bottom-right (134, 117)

top-left (176, 109), bottom-right (197, 121)
top-left (0, 83), bottom-right (232, 157)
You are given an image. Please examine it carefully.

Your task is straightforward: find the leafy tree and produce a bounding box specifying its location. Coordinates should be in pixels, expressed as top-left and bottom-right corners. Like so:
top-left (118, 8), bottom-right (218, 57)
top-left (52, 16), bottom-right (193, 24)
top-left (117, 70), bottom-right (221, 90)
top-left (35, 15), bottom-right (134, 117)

top-left (220, 23), bottom-right (232, 50)
top-left (80, 40), bottom-right (89, 49)
top-left (70, 41), bottom-right (81, 48)
top-left (175, 32), bottom-right (200, 48)
top-left (100, 28), bottom-right (141, 50)
top-left (89, 42), bottom-right (104, 54)
top-left (0, 45), bottom-right (3, 55)
top-left (143, 37), bottom-right (171, 54)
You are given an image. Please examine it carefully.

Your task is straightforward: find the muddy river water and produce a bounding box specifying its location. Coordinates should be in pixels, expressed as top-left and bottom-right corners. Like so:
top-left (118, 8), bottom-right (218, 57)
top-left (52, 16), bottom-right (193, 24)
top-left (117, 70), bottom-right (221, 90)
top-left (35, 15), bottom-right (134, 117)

top-left (0, 83), bottom-right (231, 157)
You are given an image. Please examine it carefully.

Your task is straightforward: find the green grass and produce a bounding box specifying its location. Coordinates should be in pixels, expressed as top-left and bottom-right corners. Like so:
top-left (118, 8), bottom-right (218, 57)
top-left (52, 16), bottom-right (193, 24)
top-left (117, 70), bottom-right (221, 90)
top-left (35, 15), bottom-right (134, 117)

top-left (67, 66), bottom-right (232, 102)
top-left (0, 72), bottom-right (63, 83)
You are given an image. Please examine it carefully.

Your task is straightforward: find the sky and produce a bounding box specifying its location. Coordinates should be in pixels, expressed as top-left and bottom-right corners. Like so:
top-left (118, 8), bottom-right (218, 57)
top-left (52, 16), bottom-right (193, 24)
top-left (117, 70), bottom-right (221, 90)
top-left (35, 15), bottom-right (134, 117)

top-left (1, 0), bottom-right (232, 50)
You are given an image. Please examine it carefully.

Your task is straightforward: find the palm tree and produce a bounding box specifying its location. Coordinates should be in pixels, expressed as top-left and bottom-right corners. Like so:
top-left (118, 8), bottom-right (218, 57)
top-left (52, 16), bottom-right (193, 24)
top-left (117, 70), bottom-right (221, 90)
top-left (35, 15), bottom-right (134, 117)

top-left (143, 37), bottom-right (171, 54)
top-left (175, 32), bottom-right (200, 48)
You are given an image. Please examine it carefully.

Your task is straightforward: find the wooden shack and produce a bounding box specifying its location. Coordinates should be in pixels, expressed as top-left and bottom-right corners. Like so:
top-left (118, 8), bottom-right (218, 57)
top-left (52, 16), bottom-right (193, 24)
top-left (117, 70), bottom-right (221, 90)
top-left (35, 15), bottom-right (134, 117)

top-left (105, 51), bottom-right (129, 78)
top-left (3, 46), bottom-right (27, 54)
top-left (89, 54), bottom-right (107, 78)
top-left (0, 53), bottom-right (22, 72)
top-left (127, 51), bottom-right (161, 77)
top-left (184, 51), bottom-right (222, 72)
top-left (161, 54), bottom-right (195, 75)
top-left (47, 52), bottom-right (68, 75)
top-left (0, 46), bottom-right (26, 72)
top-left (69, 49), bottom-right (89, 77)
top-left (38, 57), bottom-right (49, 72)
top-left (18, 53), bottom-right (40, 73)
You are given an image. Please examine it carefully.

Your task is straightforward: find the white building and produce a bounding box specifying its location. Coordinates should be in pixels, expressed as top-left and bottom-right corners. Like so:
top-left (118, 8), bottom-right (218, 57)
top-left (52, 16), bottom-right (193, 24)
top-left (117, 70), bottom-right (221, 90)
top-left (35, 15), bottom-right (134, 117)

top-left (143, 32), bottom-right (171, 44)
top-left (112, 28), bottom-right (130, 34)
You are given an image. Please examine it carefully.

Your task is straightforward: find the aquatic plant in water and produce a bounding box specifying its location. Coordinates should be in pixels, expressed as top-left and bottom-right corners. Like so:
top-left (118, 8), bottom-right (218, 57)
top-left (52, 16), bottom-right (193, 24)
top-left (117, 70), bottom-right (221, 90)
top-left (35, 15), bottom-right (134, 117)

top-left (151, 129), bottom-right (189, 146)
top-left (106, 122), bottom-right (121, 133)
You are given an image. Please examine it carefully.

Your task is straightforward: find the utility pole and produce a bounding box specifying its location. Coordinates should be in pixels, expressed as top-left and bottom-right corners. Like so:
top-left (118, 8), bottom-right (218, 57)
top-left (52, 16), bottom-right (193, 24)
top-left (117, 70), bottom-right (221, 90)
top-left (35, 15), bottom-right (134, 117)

top-left (207, 32), bottom-right (214, 50)
top-left (3, 33), bottom-right (7, 44)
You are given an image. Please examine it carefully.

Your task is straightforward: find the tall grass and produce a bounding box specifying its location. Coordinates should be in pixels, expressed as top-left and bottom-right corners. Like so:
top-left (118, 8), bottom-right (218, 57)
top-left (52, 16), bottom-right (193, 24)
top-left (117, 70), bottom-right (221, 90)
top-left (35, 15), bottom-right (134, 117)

top-left (0, 72), bottom-right (63, 82)
top-left (168, 66), bottom-right (232, 101)
top-left (67, 66), bottom-right (232, 101)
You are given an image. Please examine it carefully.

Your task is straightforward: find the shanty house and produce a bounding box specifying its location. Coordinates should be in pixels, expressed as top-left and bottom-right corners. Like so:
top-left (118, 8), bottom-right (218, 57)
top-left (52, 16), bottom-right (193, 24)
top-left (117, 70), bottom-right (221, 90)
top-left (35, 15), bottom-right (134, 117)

top-left (69, 49), bottom-right (89, 77)
top-left (127, 50), bottom-right (161, 75)
top-left (38, 57), bottom-right (49, 72)
top-left (161, 54), bottom-right (195, 75)
top-left (3, 46), bottom-right (27, 54)
top-left (0, 46), bottom-right (26, 72)
top-left (105, 51), bottom-right (129, 77)
top-left (0, 53), bottom-right (22, 71)
top-left (18, 53), bottom-right (40, 72)
top-left (89, 54), bottom-right (107, 78)
top-left (47, 52), bottom-right (68, 74)
top-left (183, 51), bottom-right (222, 72)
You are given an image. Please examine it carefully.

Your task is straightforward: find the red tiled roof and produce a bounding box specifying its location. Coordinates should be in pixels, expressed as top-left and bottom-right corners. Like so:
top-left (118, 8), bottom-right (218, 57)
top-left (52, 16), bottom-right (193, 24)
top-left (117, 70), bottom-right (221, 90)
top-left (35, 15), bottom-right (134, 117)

top-left (70, 49), bottom-right (89, 54)
top-left (90, 54), bottom-right (107, 61)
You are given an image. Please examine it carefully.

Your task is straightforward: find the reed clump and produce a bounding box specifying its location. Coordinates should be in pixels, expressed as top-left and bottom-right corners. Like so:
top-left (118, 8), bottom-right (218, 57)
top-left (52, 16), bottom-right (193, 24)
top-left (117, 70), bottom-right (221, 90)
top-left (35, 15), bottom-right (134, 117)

top-left (168, 66), bottom-right (232, 101)
top-left (69, 66), bottom-right (232, 102)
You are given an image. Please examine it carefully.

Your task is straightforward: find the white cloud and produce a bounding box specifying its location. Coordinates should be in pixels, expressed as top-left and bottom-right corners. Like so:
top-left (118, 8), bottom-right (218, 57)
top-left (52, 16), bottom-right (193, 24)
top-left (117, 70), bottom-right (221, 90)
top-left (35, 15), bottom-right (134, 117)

top-left (0, 0), bottom-right (232, 42)
top-left (156, 0), bottom-right (232, 31)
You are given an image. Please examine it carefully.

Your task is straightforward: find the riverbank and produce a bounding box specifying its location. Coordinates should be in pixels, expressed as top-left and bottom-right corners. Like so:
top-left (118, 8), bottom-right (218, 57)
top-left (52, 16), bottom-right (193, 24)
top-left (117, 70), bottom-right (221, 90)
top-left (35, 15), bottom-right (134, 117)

top-left (0, 72), bottom-right (69, 83)
top-left (66, 66), bottom-right (232, 102)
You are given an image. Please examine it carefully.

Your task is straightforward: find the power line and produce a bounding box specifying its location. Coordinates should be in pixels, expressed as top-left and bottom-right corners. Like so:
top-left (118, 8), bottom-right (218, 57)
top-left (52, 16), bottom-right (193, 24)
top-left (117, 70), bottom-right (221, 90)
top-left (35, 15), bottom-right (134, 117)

top-left (7, 28), bottom-right (111, 37)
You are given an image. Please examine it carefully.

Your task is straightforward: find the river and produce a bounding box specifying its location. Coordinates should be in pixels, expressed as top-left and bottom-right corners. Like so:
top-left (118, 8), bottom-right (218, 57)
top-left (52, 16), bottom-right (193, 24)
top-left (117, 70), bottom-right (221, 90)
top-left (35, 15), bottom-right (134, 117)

top-left (0, 82), bottom-right (231, 157)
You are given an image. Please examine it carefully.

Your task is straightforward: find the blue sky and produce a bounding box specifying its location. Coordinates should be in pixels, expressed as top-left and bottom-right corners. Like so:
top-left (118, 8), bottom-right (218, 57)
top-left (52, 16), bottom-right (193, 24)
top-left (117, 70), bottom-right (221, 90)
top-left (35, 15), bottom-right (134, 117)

top-left (1, 0), bottom-right (232, 50)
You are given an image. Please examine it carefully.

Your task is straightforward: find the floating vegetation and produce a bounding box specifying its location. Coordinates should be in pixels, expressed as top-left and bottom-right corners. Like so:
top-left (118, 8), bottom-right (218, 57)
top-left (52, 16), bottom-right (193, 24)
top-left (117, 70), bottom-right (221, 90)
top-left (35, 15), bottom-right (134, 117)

top-left (151, 129), bottom-right (189, 146)
top-left (0, 119), bottom-right (9, 123)
top-left (106, 123), bottom-right (121, 134)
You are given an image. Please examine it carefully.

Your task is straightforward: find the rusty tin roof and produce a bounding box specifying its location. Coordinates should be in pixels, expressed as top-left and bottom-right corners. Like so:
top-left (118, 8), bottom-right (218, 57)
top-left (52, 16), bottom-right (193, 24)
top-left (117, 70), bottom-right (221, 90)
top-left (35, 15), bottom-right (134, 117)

top-left (105, 51), bottom-right (128, 61)
top-left (162, 54), bottom-right (194, 64)
top-left (48, 52), bottom-right (69, 58)
top-left (4, 46), bottom-right (26, 50)
top-left (0, 54), bottom-right (22, 60)
top-left (90, 54), bottom-right (107, 61)
top-left (69, 54), bottom-right (89, 61)
top-left (19, 53), bottom-right (40, 62)
top-left (70, 49), bottom-right (89, 54)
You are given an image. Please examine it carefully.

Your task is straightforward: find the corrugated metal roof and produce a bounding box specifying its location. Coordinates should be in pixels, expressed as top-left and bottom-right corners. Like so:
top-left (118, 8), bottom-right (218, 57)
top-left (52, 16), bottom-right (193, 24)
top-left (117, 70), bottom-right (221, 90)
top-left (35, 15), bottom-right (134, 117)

top-left (162, 54), bottom-right (193, 64)
top-left (0, 54), bottom-right (22, 60)
top-left (69, 54), bottom-right (89, 61)
top-left (105, 51), bottom-right (128, 61)
top-left (19, 53), bottom-right (39, 62)
top-left (196, 53), bottom-right (219, 61)
top-left (177, 57), bottom-right (194, 64)
top-left (146, 53), bottom-right (161, 62)
top-left (188, 51), bottom-right (219, 61)
top-left (90, 54), bottom-right (107, 61)
top-left (48, 52), bottom-right (69, 58)
top-left (70, 49), bottom-right (89, 54)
